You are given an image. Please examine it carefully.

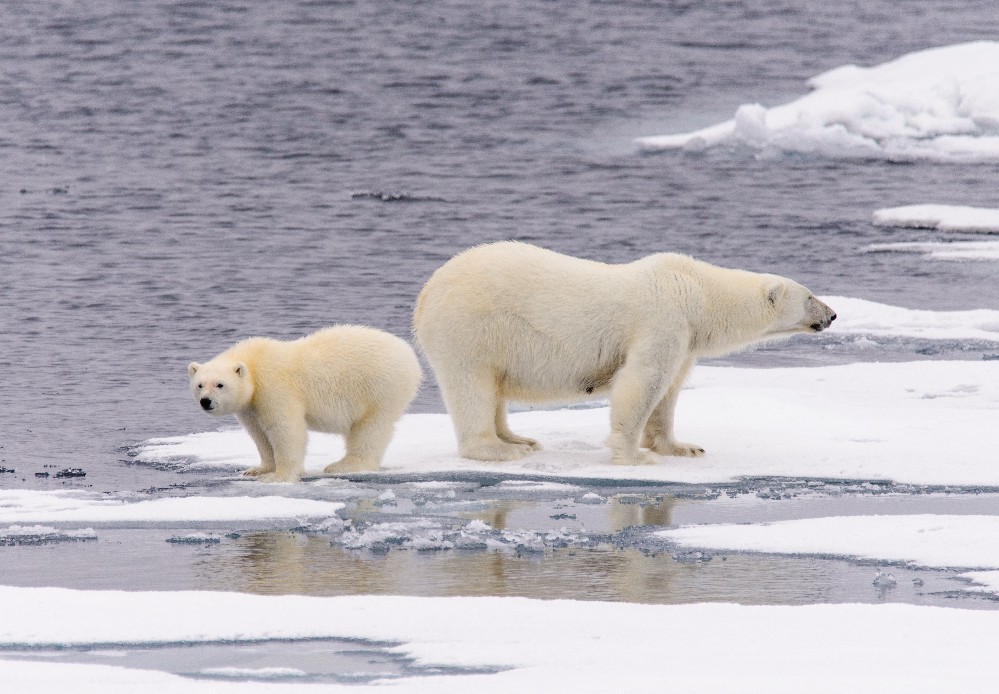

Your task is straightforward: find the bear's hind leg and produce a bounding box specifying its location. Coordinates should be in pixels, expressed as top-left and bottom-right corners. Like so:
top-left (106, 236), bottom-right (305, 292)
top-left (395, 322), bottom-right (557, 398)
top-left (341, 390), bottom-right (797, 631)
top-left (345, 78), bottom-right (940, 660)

top-left (437, 367), bottom-right (533, 461)
top-left (324, 412), bottom-right (395, 474)
top-left (495, 400), bottom-right (540, 450)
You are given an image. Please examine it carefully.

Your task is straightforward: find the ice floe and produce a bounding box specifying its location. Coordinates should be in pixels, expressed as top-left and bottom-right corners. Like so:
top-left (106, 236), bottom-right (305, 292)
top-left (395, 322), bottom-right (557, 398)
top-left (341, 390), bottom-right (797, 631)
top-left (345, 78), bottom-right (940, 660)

top-left (873, 204), bottom-right (999, 233)
top-left (866, 239), bottom-right (999, 261)
top-left (137, 359), bottom-right (999, 487)
top-left (661, 514), bottom-right (999, 599)
top-left (637, 41), bottom-right (999, 161)
top-left (0, 490), bottom-right (343, 526)
top-left (826, 296), bottom-right (999, 341)
top-left (3, 587), bottom-right (999, 692)
top-left (661, 514), bottom-right (999, 570)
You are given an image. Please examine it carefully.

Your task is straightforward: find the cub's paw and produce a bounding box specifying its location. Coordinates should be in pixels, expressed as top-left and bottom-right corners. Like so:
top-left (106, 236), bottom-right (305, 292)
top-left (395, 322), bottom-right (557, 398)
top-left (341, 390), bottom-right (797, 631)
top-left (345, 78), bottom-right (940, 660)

top-left (324, 456), bottom-right (380, 475)
top-left (499, 433), bottom-right (541, 450)
top-left (611, 449), bottom-right (660, 466)
top-left (243, 465), bottom-right (273, 477)
top-left (460, 439), bottom-right (533, 462)
top-left (256, 470), bottom-right (302, 484)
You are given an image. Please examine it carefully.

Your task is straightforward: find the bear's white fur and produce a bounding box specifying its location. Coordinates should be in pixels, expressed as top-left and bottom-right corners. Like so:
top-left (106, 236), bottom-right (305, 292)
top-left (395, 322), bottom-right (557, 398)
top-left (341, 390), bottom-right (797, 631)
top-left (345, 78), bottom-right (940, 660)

top-left (188, 325), bottom-right (421, 482)
top-left (413, 241), bottom-right (836, 465)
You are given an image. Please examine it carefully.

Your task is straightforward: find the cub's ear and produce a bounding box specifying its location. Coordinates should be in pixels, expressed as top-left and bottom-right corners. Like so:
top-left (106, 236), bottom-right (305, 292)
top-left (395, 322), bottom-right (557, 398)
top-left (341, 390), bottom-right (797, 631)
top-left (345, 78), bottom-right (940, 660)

top-left (766, 282), bottom-right (786, 308)
top-left (235, 362), bottom-right (248, 378)
top-left (188, 362), bottom-right (200, 378)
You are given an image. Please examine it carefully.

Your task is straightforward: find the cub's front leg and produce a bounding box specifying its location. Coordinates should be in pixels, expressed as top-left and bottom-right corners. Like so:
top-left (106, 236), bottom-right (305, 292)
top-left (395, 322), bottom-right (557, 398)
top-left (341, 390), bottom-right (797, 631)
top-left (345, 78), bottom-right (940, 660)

top-left (253, 405), bottom-right (308, 483)
top-left (238, 413), bottom-right (277, 477)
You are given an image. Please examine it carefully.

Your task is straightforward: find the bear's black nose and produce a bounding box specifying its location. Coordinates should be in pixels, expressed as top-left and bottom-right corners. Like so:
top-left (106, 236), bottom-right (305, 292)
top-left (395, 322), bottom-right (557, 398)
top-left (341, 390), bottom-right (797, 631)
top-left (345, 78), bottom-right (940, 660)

top-left (830, 313), bottom-right (837, 322)
top-left (200, 397), bottom-right (213, 411)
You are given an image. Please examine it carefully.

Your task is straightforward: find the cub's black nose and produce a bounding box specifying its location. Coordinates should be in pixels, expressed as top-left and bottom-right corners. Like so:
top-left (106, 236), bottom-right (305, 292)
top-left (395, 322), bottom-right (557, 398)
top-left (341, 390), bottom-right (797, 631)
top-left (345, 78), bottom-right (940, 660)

top-left (830, 313), bottom-right (837, 322)
top-left (200, 397), bottom-right (213, 410)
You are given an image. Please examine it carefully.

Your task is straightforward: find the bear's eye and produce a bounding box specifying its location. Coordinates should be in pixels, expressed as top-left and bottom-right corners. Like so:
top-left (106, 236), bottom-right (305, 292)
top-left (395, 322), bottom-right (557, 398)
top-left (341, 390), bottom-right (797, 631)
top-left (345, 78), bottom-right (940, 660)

top-left (197, 384), bottom-right (203, 390)
top-left (217, 383), bottom-right (224, 389)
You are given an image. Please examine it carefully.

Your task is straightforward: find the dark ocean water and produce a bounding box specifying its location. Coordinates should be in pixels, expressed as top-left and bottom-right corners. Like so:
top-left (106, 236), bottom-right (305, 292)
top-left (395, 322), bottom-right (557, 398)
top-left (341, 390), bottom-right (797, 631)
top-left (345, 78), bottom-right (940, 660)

top-left (2, 0), bottom-right (998, 484)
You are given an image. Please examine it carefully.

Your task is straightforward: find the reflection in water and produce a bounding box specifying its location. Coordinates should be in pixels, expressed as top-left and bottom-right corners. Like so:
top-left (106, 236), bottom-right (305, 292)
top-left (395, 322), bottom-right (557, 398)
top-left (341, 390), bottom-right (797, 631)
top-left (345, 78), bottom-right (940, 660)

top-left (201, 530), bottom-right (895, 606)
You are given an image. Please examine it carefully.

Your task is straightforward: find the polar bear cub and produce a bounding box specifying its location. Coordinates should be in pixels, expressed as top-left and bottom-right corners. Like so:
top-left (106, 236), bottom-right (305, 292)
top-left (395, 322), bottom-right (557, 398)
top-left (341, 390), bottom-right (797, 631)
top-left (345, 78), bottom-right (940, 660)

top-left (188, 325), bottom-right (421, 482)
top-left (413, 241), bottom-right (836, 466)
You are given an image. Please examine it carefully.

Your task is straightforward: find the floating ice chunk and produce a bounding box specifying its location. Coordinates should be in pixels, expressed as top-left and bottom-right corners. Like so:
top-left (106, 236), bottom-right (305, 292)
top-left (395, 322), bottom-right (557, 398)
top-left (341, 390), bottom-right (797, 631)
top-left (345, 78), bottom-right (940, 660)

top-left (166, 533), bottom-right (222, 544)
top-left (0, 525), bottom-right (97, 545)
top-left (577, 493), bottom-right (607, 505)
top-left (374, 490), bottom-right (397, 507)
top-left (200, 667), bottom-right (308, 679)
top-left (872, 205), bottom-right (999, 234)
top-left (637, 41), bottom-right (999, 162)
top-left (873, 570), bottom-right (897, 588)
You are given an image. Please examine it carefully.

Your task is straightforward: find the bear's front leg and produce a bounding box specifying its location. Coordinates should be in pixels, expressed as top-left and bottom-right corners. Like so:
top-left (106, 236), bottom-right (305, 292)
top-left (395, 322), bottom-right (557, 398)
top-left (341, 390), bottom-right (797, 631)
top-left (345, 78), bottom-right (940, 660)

top-left (641, 357), bottom-right (705, 458)
top-left (606, 361), bottom-right (669, 466)
top-left (238, 413), bottom-right (277, 477)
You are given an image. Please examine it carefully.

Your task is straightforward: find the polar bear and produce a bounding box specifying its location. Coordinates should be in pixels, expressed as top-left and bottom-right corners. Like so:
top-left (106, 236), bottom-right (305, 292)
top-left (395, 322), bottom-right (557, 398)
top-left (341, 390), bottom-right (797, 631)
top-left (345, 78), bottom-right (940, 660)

top-left (413, 242), bottom-right (836, 465)
top-left (188, 325), bottom-right (422, 482)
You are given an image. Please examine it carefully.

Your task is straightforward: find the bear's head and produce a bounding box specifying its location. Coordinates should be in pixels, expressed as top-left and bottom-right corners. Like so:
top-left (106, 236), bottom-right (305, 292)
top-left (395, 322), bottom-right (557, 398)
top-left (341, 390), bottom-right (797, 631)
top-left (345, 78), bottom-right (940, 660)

top-left (764, 278), bottom-right (836, 338)
top-left (187, 359), bottom-right (253, 416)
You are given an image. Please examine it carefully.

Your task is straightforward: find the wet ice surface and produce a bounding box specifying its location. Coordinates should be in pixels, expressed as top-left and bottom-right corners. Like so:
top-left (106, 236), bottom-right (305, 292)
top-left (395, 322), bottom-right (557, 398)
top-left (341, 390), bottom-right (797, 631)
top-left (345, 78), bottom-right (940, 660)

top-left (0, 638), bottom-right (494, 685)
top-left (3, 474), bottom-right (996, 609)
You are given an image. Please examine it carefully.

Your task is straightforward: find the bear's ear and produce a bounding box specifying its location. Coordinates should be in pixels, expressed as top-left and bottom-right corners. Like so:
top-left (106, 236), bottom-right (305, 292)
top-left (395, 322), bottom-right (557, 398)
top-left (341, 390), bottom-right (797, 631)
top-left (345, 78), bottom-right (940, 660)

top-left (234, 362), bottom-right (248, 378)
top-left (188, 362), bottom-right (200, 378)
top-left (766, 282), bottom-right (786, 308)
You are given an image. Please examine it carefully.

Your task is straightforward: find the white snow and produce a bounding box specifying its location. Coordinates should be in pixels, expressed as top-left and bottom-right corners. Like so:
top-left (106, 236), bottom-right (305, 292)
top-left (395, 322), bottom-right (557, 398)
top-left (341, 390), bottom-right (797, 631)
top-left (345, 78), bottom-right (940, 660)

top-left (3, 587), bottom-right (999, 693)
top-left (0, 490), bottom-right (343, 526)
top-left (636, 41), bottom-right (999, 161)
top-left (661, 515), bottom-right (999, 571)
top-left (866, 239), bottom-right (999, 261)
top-left (137, 358), bottom-right (999, 487)
top-left (873, 204), bottom-right (999, 233)
top-left (825, 296), bottom-right (999, 341)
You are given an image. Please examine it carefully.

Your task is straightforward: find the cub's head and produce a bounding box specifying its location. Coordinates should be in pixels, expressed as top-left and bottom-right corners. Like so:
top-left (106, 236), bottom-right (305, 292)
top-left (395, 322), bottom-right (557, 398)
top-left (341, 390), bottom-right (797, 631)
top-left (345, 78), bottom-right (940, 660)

top-left (764, 278), bottom-right (836, 338)
top-left (187, 359), bottom-right (252, 416)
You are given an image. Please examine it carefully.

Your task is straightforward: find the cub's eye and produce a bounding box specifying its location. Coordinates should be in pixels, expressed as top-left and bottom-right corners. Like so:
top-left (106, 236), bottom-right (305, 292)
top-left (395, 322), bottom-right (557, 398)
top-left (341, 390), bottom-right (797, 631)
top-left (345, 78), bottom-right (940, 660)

top-left (197, 384), bottom-right (203, 390)
top-left (217, 383), bottom-right (224, 389)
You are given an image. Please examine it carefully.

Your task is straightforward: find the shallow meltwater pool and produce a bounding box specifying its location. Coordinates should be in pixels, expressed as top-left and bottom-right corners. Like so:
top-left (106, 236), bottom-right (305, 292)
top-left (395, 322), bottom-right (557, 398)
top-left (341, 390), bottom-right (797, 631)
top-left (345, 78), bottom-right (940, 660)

top-left (3, 476), bottom-right (997, 609)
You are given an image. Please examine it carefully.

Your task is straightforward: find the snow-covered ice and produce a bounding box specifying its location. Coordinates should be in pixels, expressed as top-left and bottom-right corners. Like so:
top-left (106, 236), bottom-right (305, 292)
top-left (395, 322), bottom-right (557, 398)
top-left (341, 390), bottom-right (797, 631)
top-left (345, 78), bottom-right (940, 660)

top-left (661, 514), bottom-right (999, 571)
top-left (3, 587), bottom-right (999, 693)
top-left (825, 296), bottom-right (999, 342)
top-left (866, 239), bottom-right (999, 261)
top-left (636, 41), bottom-right (999, 161)
top-left (0, 490), bottom-right (343, 526)
top-left (873, 205), bottom-right (999, 234)
top-left (137, 358), bottom-right (999, 487)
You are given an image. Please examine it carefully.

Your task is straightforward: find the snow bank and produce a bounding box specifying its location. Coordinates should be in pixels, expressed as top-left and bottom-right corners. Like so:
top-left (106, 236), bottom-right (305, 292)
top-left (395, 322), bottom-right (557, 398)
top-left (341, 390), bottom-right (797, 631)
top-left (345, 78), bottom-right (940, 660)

top-left (138, 359), bottom-right (999, 487)
top-left (636, 41), bottom-right (999, 161)
top-left (0, 490), bottom-right (343, 526)
top-left (3, 587), bottom-right (999, 693)
top-left (873, 204), bottom-right (999, 233)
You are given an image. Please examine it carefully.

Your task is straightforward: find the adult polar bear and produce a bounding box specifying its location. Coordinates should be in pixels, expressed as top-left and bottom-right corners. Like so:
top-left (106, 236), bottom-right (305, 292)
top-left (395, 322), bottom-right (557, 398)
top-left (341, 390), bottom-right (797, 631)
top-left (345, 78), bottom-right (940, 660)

top-left (413, 242), bottom-right (836, 465)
